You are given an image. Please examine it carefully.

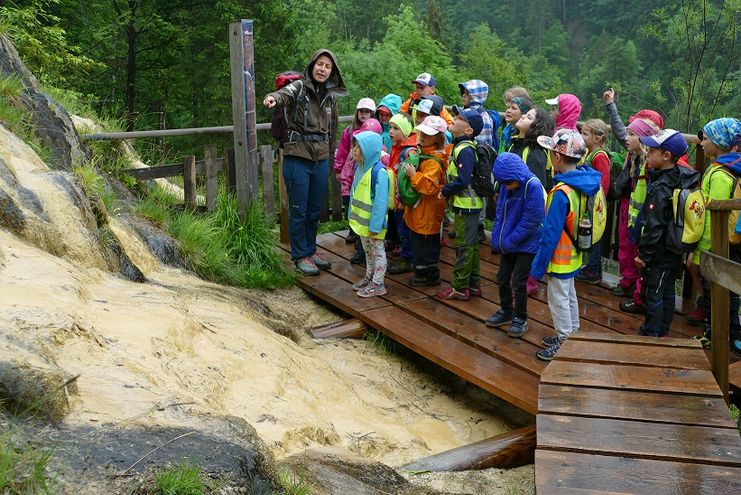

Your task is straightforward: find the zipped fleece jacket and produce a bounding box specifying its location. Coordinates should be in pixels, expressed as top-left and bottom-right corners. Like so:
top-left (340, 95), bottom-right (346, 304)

top-left (267, 49), bottom-right (348, 162)
top-left (491, 152), bottom-right (545, 254)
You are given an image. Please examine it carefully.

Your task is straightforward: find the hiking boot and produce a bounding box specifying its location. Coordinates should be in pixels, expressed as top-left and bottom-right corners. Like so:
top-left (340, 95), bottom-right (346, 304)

top-left (357, 282), bottom-right (387, 298)
top-left (409, 275), bottom-right (440, 287)
top-left (350, 250), bottom-right (366, 266)
top-left (536, 340), bottom-right (562, 361)
top-left (612, 284), bottom-right (634, 297)
top-left (507, 317), bottom-right (529, 337)
top-left (485, 309), bottom-right (513, 328)
top-left (387, 258), bottom-right (413, 274)
top-left (345, 230), bottom-right (359, 244)
top-left (469, 286), bottom-right (482, 297)
top-left (437, 286), bottom-right (470, 301)
top-left (685, 307), bottom-right (708, 326)
top-left (388, 246), bottom-right (402, 259)
top-left (312, 252), bottom-right (331, 270)
top-left (352, 277), bottom-right (370, 291)
top-left (619, 300), bottom-right (645, 314)
top-left (295, 257), bottom-right (320, 276)
top-left (576, 271), bottom-right (602, 285)
top-left (542, 335), bottom-right (561, 347)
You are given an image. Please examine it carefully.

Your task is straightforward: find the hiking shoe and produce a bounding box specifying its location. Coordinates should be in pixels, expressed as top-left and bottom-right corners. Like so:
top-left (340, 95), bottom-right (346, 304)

top-left (295, 257), bottom-right (320, 276)
top-left (312, 252), bottom-right (331, 270)
top-left (576, 271), bottom-right (602, 285)
top-left (345, 230), bottom-right (359, 244)
top-left (388, 246), bottom-right (402, 258)
top-left (352, 277), bottom-right (370, 291)
top-left (685, 307), bottom-right (708, 326)
top-left (469, 286), bottom-right (482, 297)
top-left (409, 276), bottom-right (440, 287)
top-left (507, 317), bottom-right (529, 337)
top-left (619, 300), bottom-right (645, 314)
top-left (387, 258), bottom-right (413, 274)
top-left (485, 309), bottom-right (513, 328)
top-left (437, 286), bottom-right (470, 301)
top-left (612, 284), bottom-right (634, 297)
top-left (350, 251), bottom-right (366, 266)
top-left (542, 335), bottom-right (561, 347)
top-left (357, 282), bottom-right (387, 298)
top-left (536, 340), bottom-right (562, 361)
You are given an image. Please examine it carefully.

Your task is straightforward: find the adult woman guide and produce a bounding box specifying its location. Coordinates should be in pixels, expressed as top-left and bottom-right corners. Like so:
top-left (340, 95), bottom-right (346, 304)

top-left (263, 49), bottom-right (348, 275)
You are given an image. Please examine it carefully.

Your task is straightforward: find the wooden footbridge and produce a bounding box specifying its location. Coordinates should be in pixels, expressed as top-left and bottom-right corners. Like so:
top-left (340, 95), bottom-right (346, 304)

top-left (285, 229), bottom-right (741, 493)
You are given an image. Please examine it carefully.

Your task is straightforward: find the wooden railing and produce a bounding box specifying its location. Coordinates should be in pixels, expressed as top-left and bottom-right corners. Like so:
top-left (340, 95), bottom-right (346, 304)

top-left (699, 198), bottom-right (741, 403)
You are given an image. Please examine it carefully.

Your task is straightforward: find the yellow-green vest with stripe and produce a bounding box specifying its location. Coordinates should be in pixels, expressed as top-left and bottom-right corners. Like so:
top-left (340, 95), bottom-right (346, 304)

top-left (446, 141), bottom-right (484, 210)
top-left (545, 183), bottom-right (583, 274)
top-left (628, 161), bottom-right (647, 228)
top-left (349, 165), bottom-right (387, 239)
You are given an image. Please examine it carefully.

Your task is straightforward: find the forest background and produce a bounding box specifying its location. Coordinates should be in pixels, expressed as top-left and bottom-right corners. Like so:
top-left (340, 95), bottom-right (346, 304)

top-left (1, 0), bottom-right (739, 161)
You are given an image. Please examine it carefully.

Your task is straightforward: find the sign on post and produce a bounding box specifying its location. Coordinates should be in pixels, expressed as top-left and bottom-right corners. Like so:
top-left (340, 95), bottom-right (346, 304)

top-left (229, 19), bottom-right (258, 215)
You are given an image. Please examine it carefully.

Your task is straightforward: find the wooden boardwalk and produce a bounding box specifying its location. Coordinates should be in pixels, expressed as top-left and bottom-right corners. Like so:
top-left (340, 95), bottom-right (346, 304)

top-left (536, 332), bottom-right (741, 494)
top-left (290, 230), bottom-right (704, 414)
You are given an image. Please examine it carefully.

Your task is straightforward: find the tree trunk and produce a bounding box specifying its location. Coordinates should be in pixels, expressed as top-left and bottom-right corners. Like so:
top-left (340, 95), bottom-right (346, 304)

top-left (125, 0), bottom-right (138, 131)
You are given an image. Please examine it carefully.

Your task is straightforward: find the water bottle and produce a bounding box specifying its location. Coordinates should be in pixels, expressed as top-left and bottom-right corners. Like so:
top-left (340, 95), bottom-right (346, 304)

top-left (578, 211), bottom-right (592, 251)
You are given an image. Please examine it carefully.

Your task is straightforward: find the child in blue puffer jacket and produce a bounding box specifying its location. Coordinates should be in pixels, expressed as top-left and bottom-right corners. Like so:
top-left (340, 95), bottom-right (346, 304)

top-left (485, 152), bottom-right (545, 338)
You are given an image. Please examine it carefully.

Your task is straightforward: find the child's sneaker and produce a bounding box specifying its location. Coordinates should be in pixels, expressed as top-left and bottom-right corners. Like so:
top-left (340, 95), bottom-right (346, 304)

top-left (485, 309), bottom-right (513, 328)
top-left (576, 271), bottom-right (601, 285)
top-left (542, 335), bottom-right (561, 347)
top-left (352, 278), bottom-right (370, 291)
top-left (536, 340), bottom-right (562, 361)
top-left (295, 257), bottom-right (320, 276)
top-left (387, 258), bottom-right (412, 274)
top-left (357, 282), bottom-right (387, 298)
top-left (507, 317), bottom-right (529, 337)
top-left (437, 286), bottom-right (470, 301)
top-left (612, 284), bottom-right (634, 297)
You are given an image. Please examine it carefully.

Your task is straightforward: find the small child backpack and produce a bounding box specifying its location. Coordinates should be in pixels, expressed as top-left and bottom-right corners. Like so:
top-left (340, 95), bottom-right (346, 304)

top-left (397, 152), bottom-right (444, 206)
top-left (371, 162), bottom-right (395, 211)
top-left (666, 185), bottom-right (706, 254)
top-left (471, 143), bottom-right (499, 197)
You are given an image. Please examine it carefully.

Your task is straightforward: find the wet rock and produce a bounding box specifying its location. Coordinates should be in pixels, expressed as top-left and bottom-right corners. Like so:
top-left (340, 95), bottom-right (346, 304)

top-left (0, 34), bottom-right (89, 170)
top-left (127, 216), bottom-right (186, 268)
top-left (0, 361), bottom-right (78, 423)
top-left (0, 188), bottom-right (27, 234)
top-left (280, 448), bottom-right (459, 495)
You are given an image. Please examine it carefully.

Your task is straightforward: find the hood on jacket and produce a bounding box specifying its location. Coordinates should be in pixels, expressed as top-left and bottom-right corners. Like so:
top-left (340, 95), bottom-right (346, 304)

top-left (717, 152), bottom-right (741, 175)
top-left (305, 49), bottom-right (349, 96)
top-left (554, 165), bottom-right (601, 195)
top-left (493, 152), bottom-right (534, 185)
top-left (459, 80), bottom-right (489, 105)
top-left (353, 131), bottom-right (382, 171)
top-left (556, 94), bottom-right (582, 130)
top-left (377, 94), bottom-right (402, 114)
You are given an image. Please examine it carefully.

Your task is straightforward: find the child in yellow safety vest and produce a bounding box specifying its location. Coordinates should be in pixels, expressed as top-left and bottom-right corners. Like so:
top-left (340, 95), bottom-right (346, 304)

top-left (348, 131), bottom-right (391, 298)
top-left (437, 106), bottom-right (485, 301)
top-left (531, 129), bottom-right (602, 361)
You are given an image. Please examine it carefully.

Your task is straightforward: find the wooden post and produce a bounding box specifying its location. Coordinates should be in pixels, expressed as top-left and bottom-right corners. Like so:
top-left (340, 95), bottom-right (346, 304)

top-left (261, 145), bottom-right (275, 218)
top-left (204, 144), bottom-right (218, 211)
top-left (183, 155), bottom-right (197, 209)
top-left (229, 20), bottom-right (258, 215)
top-left (278, 148), bottom-right (289, 245)
top-left (224, 148), bottom-right (237, 194)
top-left (710, 209), bottom-right (730, 403)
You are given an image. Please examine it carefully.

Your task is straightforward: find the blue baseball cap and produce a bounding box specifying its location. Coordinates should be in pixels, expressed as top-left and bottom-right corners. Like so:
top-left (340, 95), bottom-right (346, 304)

top-left (640, 129), bottom-right (688, 158)
top-left (452, 105), bottom-right (483, 137)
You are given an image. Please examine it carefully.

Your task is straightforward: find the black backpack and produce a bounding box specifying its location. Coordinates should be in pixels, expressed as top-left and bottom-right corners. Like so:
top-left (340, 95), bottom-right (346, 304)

top-left (469, 143), bottom-right (499, 197)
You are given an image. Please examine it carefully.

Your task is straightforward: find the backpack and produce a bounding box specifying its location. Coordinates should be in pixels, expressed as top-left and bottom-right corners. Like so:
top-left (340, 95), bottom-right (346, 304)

top-left (556, 184), bottom-right (608, 252)
top-left (710, 167), bottom-right (741, 245)
top-left (397, 152), bottom-right (444, 206)
top-left (470, 142), bottom-right (499, 198)
top-left (270, 71), bottom-right (303, 146)
top-left (666, 185), bottom-right (706, 254)
top-left (585, 148), bottom-right (623, 192)
top-left (370, 162), bottom-right (395, 211)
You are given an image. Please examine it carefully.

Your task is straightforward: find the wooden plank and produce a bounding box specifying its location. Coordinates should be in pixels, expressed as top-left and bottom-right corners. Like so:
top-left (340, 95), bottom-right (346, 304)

top-left (535, 450), bottom-right (741, 495)
top-left (731, 361), bottom-right (741, 390)
top-left (710, 210), bottom-right (731, 402)
top-left (204, 144), bottom-right (218, 211)
top-left (569, 331), bottom-right (702, 349)
top-left (296, 272), bottom-right (391, 317)
top-left (701, 251), bottom-right (741, 296)
top-left (538, 384), bottom-right (736, 428)
top-left (182, 155), bottom-right (196, 209)
top-left (402, 425), bottom-right (536, 471)
top-left (537, 414), bottom-right (741, 466)
top-left (539, 361), bottom-right (722, 396)
top-left (310, 319), bottom-right (367, 339)
top-left (708, 198), bottom-right (741, 211)
top-left (362, 306), bottom-right (539, 414)
top-left (554, 339), bottom-right (711, 370)
top-left (261, 145), bottom-right (275, 217)
top-left (278, 149), bottom-right (289, 245)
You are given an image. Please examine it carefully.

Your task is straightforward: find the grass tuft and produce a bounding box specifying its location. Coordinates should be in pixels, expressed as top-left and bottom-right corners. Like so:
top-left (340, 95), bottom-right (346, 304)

top-left (152, 462), bottom-right (205, 495)
top-left (275, 467), bottom-right (313, 495)
top-left (0, 430), bottom-right (54, 494)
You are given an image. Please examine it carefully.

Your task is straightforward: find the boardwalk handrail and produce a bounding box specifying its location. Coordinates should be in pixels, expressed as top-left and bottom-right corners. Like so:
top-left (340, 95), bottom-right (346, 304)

top-left (699, 197), bottom-right (741, 403)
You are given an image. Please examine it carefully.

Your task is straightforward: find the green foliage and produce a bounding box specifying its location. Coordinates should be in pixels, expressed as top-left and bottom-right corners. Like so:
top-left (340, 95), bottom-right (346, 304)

top-left (152, 462), bottom-right (205, 495)
top-left (275, 467), bottom-right (313, 495)
top-left (363, 329), bottom-right (398, 355)
top-left (0, 431), bottom-right (54, 494)
top-left (0, 73), bottom-right (53, 164)
top-left (317, 220), bottom-right (349, 235)
top-left (73, 163), bottom-right (117, 214)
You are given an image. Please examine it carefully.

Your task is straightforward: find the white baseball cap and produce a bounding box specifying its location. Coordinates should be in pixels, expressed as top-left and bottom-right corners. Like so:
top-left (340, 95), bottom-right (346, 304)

top-left (356, 98), bottom-right (376, 112)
